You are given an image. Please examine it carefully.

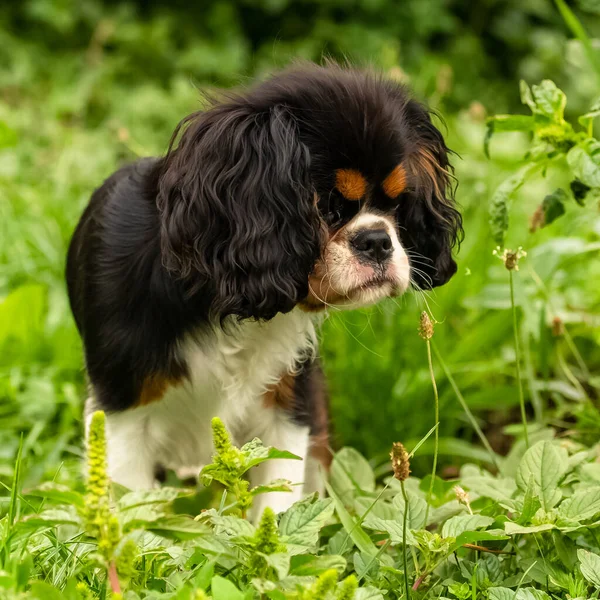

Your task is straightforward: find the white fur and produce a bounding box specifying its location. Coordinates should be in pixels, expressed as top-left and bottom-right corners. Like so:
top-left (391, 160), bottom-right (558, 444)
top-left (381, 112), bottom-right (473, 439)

top-left (88, 309), bottom-right (318, 509)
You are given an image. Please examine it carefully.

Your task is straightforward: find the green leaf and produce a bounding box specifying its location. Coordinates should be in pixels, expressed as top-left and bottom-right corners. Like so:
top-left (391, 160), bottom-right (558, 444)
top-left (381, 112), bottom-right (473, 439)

top-left (211, 576), bottom-right (245, 600)
top-left (29, 582), bottom-right (64, 600)
top-left (517, 476), bottom-right (541, 524)
top-left (454, 530), bottom-right (509, 548)
top-left (489, 115), bottom-right (536, 133)
top-left (330, 447), bottom-right (375, 496)
top-left (265, 553), bottom-right (291, 579)
top-left (361, 516), bottom-right (412, 545)
top-left (324, 481), bottom-right (380, 558)
top-left (520, 80), bottom-right (536, 112)
top-left (289, 554), bottom-right (347, 576)
top-left (208, 512), bottom-right (256, 539)
top-left (516, 441), bottom-right (568, 510)
top-left (531, 80), bottom-right (567, 121)
top-left (539, 188), bottom-right (567, 228)
top-left (567, 141), bottom-right (600, 188)
top-left (19, 508), bottom-right (81, 530)
top-left (559, 486), bottom-right (600, 521)
top-left (441, 514), bottom-right (494, 539)
top-left (279, 496), bottom-right (334, 546)
top-left (504, 522), bottom-right (554, 535)
top-left (578, 549), bottom-right (600, 587)
top-left (118, 487), bottom-right (187, 511)
top-left (392, 491), bottom-right (428, 529)
top-left (27, 482), bottom-right (85, 510)
top-left (241, 439), bottom-right (302, 472)
top-left (251, 479), bottom-right (293, 496)
top-left (489, 164), bottom-right (538, 244)
top-left (354, 587), bottom-right (385, 600)
top-left (146, 515), bottom-right (212, 540)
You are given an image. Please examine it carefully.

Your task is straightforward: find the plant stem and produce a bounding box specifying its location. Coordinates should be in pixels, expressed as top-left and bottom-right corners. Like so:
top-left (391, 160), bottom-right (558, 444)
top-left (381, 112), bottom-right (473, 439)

top-left (108, 561), bottom-right (122, 594)
top-left (401, 480), bottom-right (411, 600)
top-left (424, 339), bottom-right (439, 524)
top-left (432, 342), bottom-right (500, 471)
top-left (510, 270), bottom-right (529, 448)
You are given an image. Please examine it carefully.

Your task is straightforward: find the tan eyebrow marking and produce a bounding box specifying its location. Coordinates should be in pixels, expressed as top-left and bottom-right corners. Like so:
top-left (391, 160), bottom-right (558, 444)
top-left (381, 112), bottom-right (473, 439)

top-left (382, 164), bottom-right (407, 198)
top-left (335, 169), bottom-right (367, 200)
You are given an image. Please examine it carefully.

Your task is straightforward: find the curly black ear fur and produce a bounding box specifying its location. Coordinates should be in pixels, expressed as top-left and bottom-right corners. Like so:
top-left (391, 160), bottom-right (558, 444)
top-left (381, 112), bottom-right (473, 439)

top-left (397, 102), bottom-right (463, 289)
top-left (157, 101), bottom-right (322, 320)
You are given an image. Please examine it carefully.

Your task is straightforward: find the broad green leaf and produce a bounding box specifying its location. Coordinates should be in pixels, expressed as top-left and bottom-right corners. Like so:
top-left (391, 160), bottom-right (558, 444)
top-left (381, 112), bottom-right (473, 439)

top-left (211, 576), bottom-right (245, 600)
top-left (324, 481), bottom-right (380, 558)
top-left (504, 522), bottom-right (554, 535)
top-left (516, 441), bottom-right (568, 510)
top-left (392, 491), bottom-right (427, 529)
top-left (241, 438), bottom-right (302, 472)
top-left (454, 530), bottom-right (509, 548)
top-left (19, 508), bottom-right (81, 530)
top-left (27, 482), bottom-right (85, 510)
top-left (330, 447), bottom-right (375, 495)
top-left (279, 496), bottom-right (334, 546)
top-left (361, 516), bottom-right (413, 545)
top-left (265, 553), bottom-right (291, 579)
top-left (29, 582), bottom-right (64, 600)
top-left (578, 549), bottom-right (600, 587)
top-left (559, 486), bottom-right (600, 521)
top-left (355, 587), bottom-right (385, 600)
top-left (567, 141), bottom-right (600, 188)
top-left (118, 487), bottom-right (187, 511)
top-left (207, 513), bottom-right (256, 539)
top-left (531, 80), bottom-right (567, 121)
top-left (147, 515), bottom-right (212, 540)
top-left (489, 164), bottom-right (537, 244)
top-left (517, 476), bottom-right (541, 524)
top-left (289, 554), bottom-right (346, 576)
top-left (441, 514), bottom-right (494, 539)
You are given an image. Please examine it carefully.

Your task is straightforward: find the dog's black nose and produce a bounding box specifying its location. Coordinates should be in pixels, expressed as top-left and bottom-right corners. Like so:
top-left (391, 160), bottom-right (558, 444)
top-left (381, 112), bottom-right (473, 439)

top-left (350, 229), bottom-right (393, 263)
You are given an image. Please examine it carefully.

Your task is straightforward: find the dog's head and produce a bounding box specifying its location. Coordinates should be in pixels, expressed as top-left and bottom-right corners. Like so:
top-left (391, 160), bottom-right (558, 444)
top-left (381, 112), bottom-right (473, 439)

top-left (157, 64), bottom-right (462, 320)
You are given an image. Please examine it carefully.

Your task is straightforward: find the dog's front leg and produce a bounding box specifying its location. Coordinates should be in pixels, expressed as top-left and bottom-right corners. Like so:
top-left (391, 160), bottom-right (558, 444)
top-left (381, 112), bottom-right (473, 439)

top-left (249, 412), bottom-right (309, 518)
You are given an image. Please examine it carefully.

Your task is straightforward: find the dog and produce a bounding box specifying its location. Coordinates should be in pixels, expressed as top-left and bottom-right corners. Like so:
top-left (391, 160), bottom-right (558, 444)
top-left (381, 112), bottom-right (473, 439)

top-left (66, 63), bottom-right (462, 515)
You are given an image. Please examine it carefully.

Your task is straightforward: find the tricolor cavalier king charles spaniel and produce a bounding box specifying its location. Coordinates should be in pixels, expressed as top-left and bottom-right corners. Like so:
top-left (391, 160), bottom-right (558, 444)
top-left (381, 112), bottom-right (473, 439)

top-left (67, 64), bottom-right (462, 514)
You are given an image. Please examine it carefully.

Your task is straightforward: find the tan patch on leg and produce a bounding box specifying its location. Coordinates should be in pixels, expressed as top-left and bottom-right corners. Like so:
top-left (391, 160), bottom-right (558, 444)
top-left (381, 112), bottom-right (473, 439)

top-left (263, 372), bottom-right (296, 411)
top-left (137, 374), bottom-right (181, 406)
top-left (335, 169), bottom-right (367, 200)
top-left (382, 164), bottom-right (407, 198)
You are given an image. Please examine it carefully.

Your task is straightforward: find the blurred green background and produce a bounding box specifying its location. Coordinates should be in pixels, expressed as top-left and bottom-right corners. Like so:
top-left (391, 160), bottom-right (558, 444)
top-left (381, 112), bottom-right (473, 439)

top-left (1, 0), bottom-right (599, 486)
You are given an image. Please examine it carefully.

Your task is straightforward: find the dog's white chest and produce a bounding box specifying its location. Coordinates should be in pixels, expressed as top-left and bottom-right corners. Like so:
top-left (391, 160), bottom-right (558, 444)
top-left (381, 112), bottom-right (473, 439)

top-left (115, 310), bottom-right (316, 472)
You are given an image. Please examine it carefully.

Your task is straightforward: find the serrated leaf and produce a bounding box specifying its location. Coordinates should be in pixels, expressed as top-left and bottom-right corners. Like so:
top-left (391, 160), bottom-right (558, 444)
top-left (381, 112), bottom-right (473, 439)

top-left (241, 439), bottom-right (302, 472)
top-left (279, 496), bottom-right (334, 546)
top-left (330, 447), bottom-right (375, 496)
top-left (567, 141), bottom-right (600, 188)
top-left (118, 487), bottom-right (187, 511)
top-left (19, 508), bottom-right (81, 530)
top-left (27, 483), bottom-right (85, 510)
top-left (264, 553), bottom-right (290, 579)
top-left (559, 486), bottom-right (600, 521)
top-left (504, 522), bottom-right (554, 535)
top-left (441, 514), bottom-right (494, 539)
top-left (211, 576), bottom-right (245, 600)
top-left (392, 491), bottom-right (427, 529)
top-left (146, 515), bottom-right (212, 540)
top-left (289, 554), bottom-right (346, 576)
top-left (578, 549), bottom-right (600, 587)
top-left (531, 80), bottom-right (567, 121)
top-left (361, 516), bottom-right (414, 545)
top-left (516, 441), bottom-right (568, 510)
top-left (355, 587), bottom-right (385, 600)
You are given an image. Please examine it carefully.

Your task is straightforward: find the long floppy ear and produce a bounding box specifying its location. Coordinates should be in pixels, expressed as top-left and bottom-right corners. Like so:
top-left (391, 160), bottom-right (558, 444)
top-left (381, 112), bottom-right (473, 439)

top-left (157, 103), bottom-right (322, 320)
top-left (397, 102), bottom-right (463, 289)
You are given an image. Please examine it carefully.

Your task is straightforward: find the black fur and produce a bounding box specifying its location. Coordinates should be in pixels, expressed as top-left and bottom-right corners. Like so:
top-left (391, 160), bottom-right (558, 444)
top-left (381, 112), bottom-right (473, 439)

top-left (66, 63), bottom-right (462, 412)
